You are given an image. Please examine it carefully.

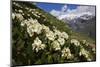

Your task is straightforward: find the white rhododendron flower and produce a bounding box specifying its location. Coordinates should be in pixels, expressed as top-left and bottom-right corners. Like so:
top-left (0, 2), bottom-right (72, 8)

top-left (18, 10), bottom-right (23, 13)
top-left (54, 29), bottom-right (61, 37)
top-left (27, 26), bottom-right (34, 37)
top-left (54, 29), bottom-right (69, 40)
top-left (29, 9), bottom-right (32, 12)
top-left (57, 37), bottom-right (65, 46)
top-left (92, 47), bottom-right (96, 53)
top-left (71, 39), bottom-right (80, 46)
top-left (15, 9), bottom-right (18, 12)
top-left (13, 2), bottom-right (16, 5)
top-left (85, 43), bottom-right (90, 46)
top-left (42, 15), bottom-right (45, 17)
top-left (38, 13), bottom-right (42, 16)
top-left (25, 7), bottom-right (29, 10)
top-left (21, 18), bottom-right (43, 37)
top-left (46, 30), bottom-right (55, 41)
top-left (36, 24), bottom-right (43, 34)
top-left (61, 47), bottom-right (72, 59)
top-left (61, 32), bottom-right (69, 40)
top-left (21, 20), bottom-right (27, 26)
top-left (26, 18), bottom-right (37, 26)
top-left (33, 13), bottom-right (38, 17)
top-left (27, 14), bottom-right (30, 17)
top-left (22, 13), bottom-right (24, 15)
top-left (15, 13), bottom-right (24, 21)
top-left (32, 9), bottom-right (36, 12)
top-left (40, 44), bottom-right (46, 50)
top-left (35, 11), bottom-right (39, 14)
top-left (12, 13), bottom-right (15, 20)
top-left (32, 37), bottom-right (46, 52)
top-left (79, 48), bottom-right (90, 59)
top-left (32, 22), bottom-right (42, 34)
top-left (42, 24), bottom-right (50, 33)
top-left (51, 40), bottom-right (61, 51)
top-left (82, 40), bottom-right (87, 44)
top-left (36, 15), bottom-right (40, 18)
top-left (14, 3), bottom-right (21, 8)
top-left (32, 11), bottom-right (34, 14)
top-left (34, 37), bottom-right (42, 45)
top-left (87, 58), bottom-right (92, 61)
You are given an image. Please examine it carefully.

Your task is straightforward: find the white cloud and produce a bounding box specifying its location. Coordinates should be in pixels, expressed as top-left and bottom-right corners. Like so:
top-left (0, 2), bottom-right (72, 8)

top-left (68, 6), bottom-right (95, 16)
top-left (50, 9), bottom-right (60, 17)
top-left (50, 5), bottom-right (95, 20)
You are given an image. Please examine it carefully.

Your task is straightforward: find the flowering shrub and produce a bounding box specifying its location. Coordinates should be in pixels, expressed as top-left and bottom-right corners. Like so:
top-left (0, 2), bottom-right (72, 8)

top-left (32, 37), bottom-right (46, 52)
top-left (71, 39), bottom-right (80, 46)
top-left (12, 1), bottom-right (96, 66)
top-left (61, 47), bottom-right (73, 59)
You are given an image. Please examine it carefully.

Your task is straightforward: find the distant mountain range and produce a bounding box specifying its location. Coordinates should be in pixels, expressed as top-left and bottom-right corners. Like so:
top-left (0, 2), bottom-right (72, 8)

top-left (53, 12), bottom-right (96, 39)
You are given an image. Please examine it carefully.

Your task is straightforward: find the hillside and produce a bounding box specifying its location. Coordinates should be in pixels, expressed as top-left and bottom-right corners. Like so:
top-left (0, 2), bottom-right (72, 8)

top-left (12, 1), bottom-right (96, 66)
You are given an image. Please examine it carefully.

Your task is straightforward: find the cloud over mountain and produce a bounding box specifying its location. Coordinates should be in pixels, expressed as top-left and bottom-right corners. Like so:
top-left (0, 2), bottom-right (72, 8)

top-left (50, 5), bottom-right (95, 20)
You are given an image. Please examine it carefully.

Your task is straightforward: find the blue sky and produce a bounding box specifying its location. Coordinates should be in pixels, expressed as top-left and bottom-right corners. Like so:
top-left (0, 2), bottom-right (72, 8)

top-left (36, 2), bottom-right (78, 12)
top-left (35, 2), bottom-right (95, 20)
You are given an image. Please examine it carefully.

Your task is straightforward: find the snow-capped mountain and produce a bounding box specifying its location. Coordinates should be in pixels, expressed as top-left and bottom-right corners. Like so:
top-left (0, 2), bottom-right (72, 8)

top-left (58, 12), bottom-right (94, 21)
top-left (59, 13), bottom-right (96, 39)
